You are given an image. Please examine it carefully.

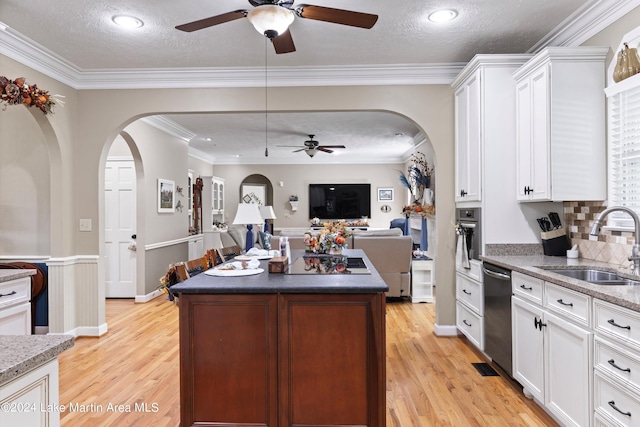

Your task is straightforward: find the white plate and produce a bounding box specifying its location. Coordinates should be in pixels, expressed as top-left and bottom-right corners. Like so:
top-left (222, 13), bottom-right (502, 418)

top-left (205, 268), bottom-right (264, 277)
top-left (234, 255), bottom-right (255, 261)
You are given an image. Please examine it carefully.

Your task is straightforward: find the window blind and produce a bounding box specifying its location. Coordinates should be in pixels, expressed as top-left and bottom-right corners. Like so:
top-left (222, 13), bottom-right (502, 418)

top-left (609, 84), bottom-right (640, 228)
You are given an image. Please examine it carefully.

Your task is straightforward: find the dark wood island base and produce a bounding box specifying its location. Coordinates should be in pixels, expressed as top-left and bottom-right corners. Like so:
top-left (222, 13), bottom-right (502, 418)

top-left (173, 249), bottom-right (388, 427)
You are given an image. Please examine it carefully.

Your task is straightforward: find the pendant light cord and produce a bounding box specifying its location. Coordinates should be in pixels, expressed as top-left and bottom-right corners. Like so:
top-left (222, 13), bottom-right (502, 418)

top-left (264, 38), bottom-right (269, 157)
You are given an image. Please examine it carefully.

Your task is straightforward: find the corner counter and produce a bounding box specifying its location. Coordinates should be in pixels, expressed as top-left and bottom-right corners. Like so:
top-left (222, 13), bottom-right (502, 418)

top-left (481, 255), bottom-right (640, 312)
top-left (171, 249), bottom-right (387, 427)
top-left (0, 334), bottom-right (74, 427)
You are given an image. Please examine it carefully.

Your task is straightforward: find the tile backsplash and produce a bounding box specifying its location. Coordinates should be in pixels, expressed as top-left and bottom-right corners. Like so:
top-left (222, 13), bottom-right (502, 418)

top-left (564, 201), bottom-right (634, 267)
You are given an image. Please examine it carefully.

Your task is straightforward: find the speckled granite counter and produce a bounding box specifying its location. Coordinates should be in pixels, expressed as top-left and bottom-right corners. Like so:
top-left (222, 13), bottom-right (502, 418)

top-left (481, 255), bottom-right (640, 312)
top-left (0, 335), bottom-right (74, 386)
top-left (0, 269), bottom-right (35, 283)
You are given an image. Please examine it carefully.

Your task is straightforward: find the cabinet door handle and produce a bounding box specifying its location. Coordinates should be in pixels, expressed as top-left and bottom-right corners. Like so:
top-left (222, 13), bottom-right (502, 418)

top-left (460, 189), bottom-right (467, 197)
top-left (608, 400), bottom-right (632, 417)
top-left (608, 319), bottom-right (631, 330)
top-left (463, 320), bottom-right (472, 327)
top-left (557, 299), bottom-right (573, 307)
top-left (534, 317), bottom-right (546, 330)
top-left (463, 289), bottom-right (471, 295)
top-left (0, 291), bottom-right (16, 298)
top-left (608, 359), bottom-right (631, 373)
top-left (520, 284), bottom-right (533, 291)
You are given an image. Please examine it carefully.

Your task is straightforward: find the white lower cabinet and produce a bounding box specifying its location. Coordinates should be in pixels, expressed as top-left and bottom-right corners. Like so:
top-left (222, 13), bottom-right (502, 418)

top-left (456, 267), bottom-right (484, 351)
top-left (512, 275), bottom-right (592, 426)
top-left (593, 299), bottom-right (640, 426)
top-left (0, 359), bottom-right (60, 427)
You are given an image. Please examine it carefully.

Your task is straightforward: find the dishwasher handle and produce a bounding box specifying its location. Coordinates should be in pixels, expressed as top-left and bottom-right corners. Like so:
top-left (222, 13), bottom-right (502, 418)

top-left (482, 265), bottom-right (511, 281)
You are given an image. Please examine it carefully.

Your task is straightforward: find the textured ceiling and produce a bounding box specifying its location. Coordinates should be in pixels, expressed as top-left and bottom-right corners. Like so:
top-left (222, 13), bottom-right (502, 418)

top-left (0, 0), bottom-right (591, 163)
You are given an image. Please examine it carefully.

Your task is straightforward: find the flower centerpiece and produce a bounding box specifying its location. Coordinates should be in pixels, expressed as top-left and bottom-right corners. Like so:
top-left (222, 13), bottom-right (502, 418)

top-left (303, 256), bottom-right (350, 274)
top-left (304, 220), bottom-right (353, 254)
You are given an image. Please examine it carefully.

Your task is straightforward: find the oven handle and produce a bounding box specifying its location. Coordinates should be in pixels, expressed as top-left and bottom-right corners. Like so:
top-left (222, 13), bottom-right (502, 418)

top-left (458, 222), bottom-right (476, 229)
top-left (482, 265), bottom-right (511, 281)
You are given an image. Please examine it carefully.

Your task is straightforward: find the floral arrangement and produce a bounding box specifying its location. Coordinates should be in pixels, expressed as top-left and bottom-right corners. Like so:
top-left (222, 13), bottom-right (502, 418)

top-left (403, 201), bottom-right (435, 219)
top-left (399, 151), bottom-right (433, 204)
top-left (304, 220), bottom-right (353, 253)
top-left (1, 76), bottom-right (61, 114)
top-left (303, 255), bottom-right (350, 274)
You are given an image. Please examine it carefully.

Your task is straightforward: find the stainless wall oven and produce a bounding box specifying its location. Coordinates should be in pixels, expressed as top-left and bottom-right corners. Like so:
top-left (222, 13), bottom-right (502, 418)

top-left (456, 208), bottom-right (481, 261)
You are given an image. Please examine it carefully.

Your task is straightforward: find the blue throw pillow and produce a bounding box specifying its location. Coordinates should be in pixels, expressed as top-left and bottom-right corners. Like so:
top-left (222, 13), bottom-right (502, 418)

top-left (259, 231), bottom-right (272, 250)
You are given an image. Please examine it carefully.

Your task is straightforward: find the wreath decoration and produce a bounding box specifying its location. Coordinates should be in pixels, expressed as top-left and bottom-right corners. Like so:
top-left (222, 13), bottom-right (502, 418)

top-left (1, 76), bottom-right (62, 114)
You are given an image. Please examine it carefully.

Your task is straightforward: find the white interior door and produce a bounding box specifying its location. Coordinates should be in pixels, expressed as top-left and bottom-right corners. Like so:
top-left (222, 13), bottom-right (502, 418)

top-left (105, 160), bottom-right (136, 298)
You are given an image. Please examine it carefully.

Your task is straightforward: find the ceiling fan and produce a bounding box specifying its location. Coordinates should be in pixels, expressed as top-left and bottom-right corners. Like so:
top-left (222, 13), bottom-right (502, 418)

top-left (280, 135), bottom-right (346, 157)
top-left (175, 0), bottom-right (378, 54)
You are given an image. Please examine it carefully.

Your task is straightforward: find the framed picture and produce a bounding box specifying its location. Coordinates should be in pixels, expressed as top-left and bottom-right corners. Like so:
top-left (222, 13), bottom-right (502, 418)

top-left (158, 178), bottom-right (175, 213)
top-left (241, 184), bottom-right (266, 205)
top-left (377, 187), bottom-right (394, 202)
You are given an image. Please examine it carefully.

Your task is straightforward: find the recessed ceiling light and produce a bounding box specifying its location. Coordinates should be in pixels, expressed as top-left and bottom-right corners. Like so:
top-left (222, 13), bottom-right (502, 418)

top-left (204, 137), bottom-right (212, 141)
top-left (428, 9), bottom-right (458, 23)
top-left (112, 15), bottom-right (144, 29)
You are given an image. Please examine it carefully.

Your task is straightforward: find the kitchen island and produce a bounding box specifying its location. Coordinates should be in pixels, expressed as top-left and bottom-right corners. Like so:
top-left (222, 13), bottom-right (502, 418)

top-left (170, 249), bottom-right (388, 427)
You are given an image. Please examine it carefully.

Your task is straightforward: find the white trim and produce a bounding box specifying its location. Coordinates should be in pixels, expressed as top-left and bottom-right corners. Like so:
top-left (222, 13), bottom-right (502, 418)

top-left (53, 323), bottom-right (108, 338)
top-left (529, 0), bottom-right (640, 51)
top-left (140, 116), bottom-right (195, 142)
top-left (145, 236), bottom-right (191, 251)
top-left (46, 255), bottom-right (99, 266)
top-left (433, 324), bottom-right (460, 337)
top-left (0, 256), bottom-right (51, 262)
top-left (135, 289), bottom-right (164, 303)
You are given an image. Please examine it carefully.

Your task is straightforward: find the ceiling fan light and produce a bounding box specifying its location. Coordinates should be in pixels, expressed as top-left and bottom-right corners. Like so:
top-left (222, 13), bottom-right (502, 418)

top-left (247, 5), bottom-right (294, 38)
top-left (305, 148), bottom-right (318, 158)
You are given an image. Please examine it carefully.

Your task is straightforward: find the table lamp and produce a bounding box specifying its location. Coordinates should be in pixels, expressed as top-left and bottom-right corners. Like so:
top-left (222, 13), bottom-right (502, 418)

top-left (232, 203), bottom-right (264, 252)
top-left (259, 205), bottom-right (277, 233)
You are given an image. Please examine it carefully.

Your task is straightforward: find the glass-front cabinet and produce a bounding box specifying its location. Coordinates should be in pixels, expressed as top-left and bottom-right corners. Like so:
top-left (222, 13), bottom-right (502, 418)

top-left (212, 176), bottom-right (225, 225)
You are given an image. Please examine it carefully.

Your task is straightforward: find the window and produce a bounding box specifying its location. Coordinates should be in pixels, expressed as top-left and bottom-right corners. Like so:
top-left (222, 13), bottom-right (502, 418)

top-left (608, 81), bottom-right (640, 228)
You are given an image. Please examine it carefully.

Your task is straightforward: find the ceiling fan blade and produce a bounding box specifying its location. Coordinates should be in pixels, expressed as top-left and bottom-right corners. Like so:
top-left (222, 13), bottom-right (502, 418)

top-left (317, 147), bottom-right (334, 153)
top-left (318, 145), bottom-right (346, 149)
top-left (295, 4), bottom-right (378, 29)
top-left (175, 10), bottom-right (247, 32)
top-left (292, 148), bottom-right (306, 152)
top-left (272, 29), bottom-right (296, 54)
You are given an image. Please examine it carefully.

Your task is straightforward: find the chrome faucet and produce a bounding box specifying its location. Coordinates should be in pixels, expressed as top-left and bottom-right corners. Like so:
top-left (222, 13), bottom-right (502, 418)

top-left (590, 206), bottom-right (640, 275)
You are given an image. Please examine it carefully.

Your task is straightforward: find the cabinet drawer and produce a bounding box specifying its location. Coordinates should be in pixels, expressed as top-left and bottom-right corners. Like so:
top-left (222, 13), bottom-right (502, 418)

top-left (0, 277), bottom-right (30, 309)
top-left (456, 273), bottom-right (483, 315)
top-left (512, 271), bottom-right (543, 305)
top-left (457, 259), bottom-right (483, 283)
top-left (595, 336), bottom-right (640, 395)
top-left (0, 302), bottom-right (31, 335)
top-left (544, 282), bottom-right (591, 327)
top-left (456, 301), bottom-right (484, 350)
top-left (595, 299), bottom-right (640, 352)
top-left (594, 369), bottom-right (640, 427)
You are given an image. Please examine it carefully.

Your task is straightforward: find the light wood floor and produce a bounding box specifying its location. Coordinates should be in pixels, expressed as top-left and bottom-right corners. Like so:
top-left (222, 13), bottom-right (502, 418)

top-left (58, 298), bottom-right (557, 427)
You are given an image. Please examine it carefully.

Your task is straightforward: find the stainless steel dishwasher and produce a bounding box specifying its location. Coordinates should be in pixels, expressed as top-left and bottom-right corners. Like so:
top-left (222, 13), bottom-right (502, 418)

top-left (482, 262), bottom-right (513, 377)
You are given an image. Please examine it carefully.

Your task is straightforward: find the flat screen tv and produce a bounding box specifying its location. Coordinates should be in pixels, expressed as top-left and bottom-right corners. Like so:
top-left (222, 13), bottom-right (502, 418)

top-left (308, 183), bottom-right (371, 220)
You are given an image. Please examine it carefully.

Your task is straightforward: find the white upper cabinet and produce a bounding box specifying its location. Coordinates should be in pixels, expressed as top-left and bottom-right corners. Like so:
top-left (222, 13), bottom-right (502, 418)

top-left (514, 47), bottom-right (608, 202)
top-left (453, 55), bottom-right (531, 206)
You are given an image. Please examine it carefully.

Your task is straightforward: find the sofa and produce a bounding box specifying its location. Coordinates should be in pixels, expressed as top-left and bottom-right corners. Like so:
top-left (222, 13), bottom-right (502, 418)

top-left (276, 227), bottom-right (413, 298)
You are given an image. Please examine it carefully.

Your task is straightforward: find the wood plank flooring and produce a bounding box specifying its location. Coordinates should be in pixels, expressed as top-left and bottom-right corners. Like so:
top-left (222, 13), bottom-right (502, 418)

top-left (58, 298), bottom-right (557, 427)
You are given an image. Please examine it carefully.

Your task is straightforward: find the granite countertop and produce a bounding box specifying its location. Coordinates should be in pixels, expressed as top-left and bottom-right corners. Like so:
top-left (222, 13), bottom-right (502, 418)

top-left (0, 335), bottom-right (74, 387)
top-left (481, 254), bottom-right (640, 312)
top-left (0, 269), bottom-right (36, 283)
top-left (171, 249), bottom-right (389, 294)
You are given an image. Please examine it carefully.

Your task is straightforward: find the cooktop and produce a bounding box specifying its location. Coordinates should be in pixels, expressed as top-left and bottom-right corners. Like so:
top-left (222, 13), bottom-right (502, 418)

top-left (287, 255), bottom-right (371, 275)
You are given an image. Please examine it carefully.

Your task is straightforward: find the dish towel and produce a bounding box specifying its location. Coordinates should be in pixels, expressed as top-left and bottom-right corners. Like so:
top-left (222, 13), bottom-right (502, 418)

top-left (456, 233), bottom-right (470, 269)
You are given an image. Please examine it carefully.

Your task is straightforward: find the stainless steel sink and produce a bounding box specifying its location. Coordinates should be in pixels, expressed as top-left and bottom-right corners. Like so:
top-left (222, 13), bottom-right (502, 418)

top-left (545, 269), bottom-right (640, 286)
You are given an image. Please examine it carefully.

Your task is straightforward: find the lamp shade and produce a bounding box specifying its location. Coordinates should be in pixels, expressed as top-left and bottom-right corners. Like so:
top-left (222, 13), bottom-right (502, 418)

top-left (259, 205), bottom-right (277, 220)
top-left (247, 5), bottom-right (294, 38)
top-left (232, 203), bottom-right (263, 225)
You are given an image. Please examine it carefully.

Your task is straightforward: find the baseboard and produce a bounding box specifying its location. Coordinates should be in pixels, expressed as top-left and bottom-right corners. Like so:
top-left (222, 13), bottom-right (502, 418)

top-left (56, 323), bottom-right (109, 337)
top-left (433, 323), bottom-right (460, 337)
top-left (34, 326), bottom-right (49, 335)
top-left (135, 289), bottom-right (163, 303)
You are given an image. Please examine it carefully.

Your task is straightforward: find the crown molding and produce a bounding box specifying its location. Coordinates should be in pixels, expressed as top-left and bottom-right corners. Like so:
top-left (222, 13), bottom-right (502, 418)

top-left (1, 21), bottom-right (463, 89)
top-left (529, 0), bottom-right (640, 51)
top-left (140, 116), bottom-right (195, 142)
